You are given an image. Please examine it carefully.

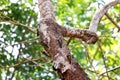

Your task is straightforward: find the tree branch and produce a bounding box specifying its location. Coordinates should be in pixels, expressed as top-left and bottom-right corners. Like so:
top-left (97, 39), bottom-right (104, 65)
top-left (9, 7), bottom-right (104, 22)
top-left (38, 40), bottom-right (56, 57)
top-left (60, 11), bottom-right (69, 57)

top-left (83, 43), bottom-right (99, 79)
top-left (0, 10), bottom-right (36, 34)
top-left (105, 13), bottom-right (120, 31)
top-left (0, 20), bottom-right (36, 34)
top-left (0, 37), bottom-right (39, 48)
top-left (100, 66), bottom-right (120, 76)
top-left (0, 57), bottom-right (49, 69)
top-left (97, 41), bottom-right (110, 79)
top-left (0, 59), bottom-right (27, 69)
top-left (63, 27), bottom-right (98, 44)
top-left (89, 0), bottom-right (120, 32)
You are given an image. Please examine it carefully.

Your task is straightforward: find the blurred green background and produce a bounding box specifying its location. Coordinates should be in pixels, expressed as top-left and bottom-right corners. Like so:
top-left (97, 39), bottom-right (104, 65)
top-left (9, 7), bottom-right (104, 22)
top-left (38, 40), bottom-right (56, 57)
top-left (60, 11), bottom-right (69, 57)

top-left (0, 0), bottom-right (120, 80)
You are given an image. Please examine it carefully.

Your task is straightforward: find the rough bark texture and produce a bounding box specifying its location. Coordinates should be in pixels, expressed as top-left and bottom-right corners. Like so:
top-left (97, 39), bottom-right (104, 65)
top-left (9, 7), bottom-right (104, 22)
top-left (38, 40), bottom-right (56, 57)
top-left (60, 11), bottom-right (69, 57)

top-left (38, 0), bottom-right (92, 80)
top-left (62, 27), bottom-right (98, 44)
top-left (38, 19), bottom-right (90, 80)
top-left (37, 0), bottom-right (120, 79)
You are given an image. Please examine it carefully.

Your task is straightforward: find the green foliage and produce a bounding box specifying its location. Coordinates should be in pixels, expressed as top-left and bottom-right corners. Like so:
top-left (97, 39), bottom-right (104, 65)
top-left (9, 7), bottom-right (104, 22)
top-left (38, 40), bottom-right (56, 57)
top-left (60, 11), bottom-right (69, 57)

top-left (0, 0), bottom-right (120, 80)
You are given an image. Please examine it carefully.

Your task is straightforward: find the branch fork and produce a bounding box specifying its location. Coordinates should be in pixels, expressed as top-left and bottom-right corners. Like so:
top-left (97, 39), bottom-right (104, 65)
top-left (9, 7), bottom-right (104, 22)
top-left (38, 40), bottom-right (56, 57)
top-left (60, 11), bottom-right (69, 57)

top-left (37, 0), bottom-right (120, 79)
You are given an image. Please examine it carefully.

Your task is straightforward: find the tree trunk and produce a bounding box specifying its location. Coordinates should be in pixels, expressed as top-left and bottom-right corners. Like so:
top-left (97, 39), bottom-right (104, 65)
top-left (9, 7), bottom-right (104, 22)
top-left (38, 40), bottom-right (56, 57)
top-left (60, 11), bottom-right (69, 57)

top-left (37, 0), bottom-right (98, 80)
top-left (37, 0), bottom-right (120, 79)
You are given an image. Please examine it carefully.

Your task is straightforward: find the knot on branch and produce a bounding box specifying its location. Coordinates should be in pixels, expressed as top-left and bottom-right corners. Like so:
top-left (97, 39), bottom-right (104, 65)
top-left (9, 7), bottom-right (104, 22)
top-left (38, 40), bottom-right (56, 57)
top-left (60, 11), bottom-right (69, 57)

top-left (80, 29), bottom-right (98, 44)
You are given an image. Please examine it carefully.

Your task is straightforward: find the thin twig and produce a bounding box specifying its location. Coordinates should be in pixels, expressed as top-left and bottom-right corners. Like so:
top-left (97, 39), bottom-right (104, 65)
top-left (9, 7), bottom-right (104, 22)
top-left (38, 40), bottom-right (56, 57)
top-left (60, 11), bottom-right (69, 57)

top-left (10, 51), bottom-right (21, 80)
top-left (0, 59), bottom-right (27, 69)
top-left (100, 66), bottom-right (120, 76)
top-left (67, 37), bottom-right (73, 46)
top-left (97, 41), bottom-right (110, 80)
top-left (0, 37), bottom-right (39, 48)
top-left (0, 57), bottom-right (50, 69)
top-left (105, 13), bottom-right (120, 32)
top-left (23, 57), bottom-right (52, 68)
top-left (24, 58), bottom-right (41, 67)
top-left (87, 69), bottom-right (99, 74)
top-left (0, 13), bottom-right (36, 34)
top-left (0, 20), bottom-right (36, 34)
top-left (83, 43), bottom-right (99, 79)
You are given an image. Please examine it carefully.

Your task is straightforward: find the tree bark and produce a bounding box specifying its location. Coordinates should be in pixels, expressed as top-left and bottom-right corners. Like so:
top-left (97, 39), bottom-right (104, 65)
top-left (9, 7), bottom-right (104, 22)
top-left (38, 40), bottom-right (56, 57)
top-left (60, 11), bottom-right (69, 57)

top-left (89, 0), bottom-right (120, 32)
top-left (37, 0), bottom-right (92, 80)
top-left (37, 0), bottom-right (120, 80)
